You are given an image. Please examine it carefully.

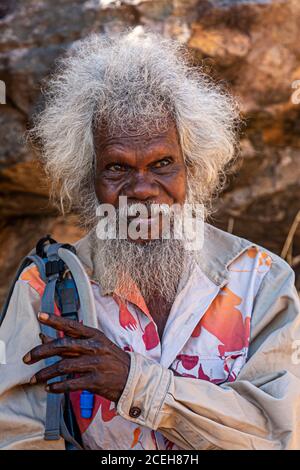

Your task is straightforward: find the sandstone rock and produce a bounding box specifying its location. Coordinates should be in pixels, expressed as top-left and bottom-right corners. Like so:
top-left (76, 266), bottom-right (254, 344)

top-left (0, 106), bottom-right (29, 169)
top-left (0, 0), bottom-right (300, 305)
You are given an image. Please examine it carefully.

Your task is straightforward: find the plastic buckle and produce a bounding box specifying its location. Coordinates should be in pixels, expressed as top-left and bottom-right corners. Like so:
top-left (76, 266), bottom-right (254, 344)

top-left (45, 259), bottom-right (65, 277)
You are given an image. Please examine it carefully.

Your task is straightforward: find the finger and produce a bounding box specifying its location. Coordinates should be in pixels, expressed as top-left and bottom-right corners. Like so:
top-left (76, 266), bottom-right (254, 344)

top-left (39, 333), bottom-right (53, 344)
top-left (46, 375), bottom-right (94, 394)
top-left (39, 332), bottom-right (81, 355)
top-left (23, 337), bottom-right (96, 364)
top-left (37, 312), bottom-right (97, 339)
top-left (30, 357), bottom-right (97, 384)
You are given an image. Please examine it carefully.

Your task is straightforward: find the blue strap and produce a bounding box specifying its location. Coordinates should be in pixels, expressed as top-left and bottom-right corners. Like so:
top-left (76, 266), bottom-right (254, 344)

top-left (44, 391), bottom-right (64, 441)
top-left (39, 243), bottom-right (66, 441)
top-left (41, 274), bottom-right (60, 315)
top-left (29, 242), bottom-right (85, 445)
top-left (27, 255), bottom-right (47, 283)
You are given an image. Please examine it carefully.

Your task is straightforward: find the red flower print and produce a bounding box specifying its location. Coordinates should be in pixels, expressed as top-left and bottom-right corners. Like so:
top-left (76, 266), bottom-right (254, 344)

top-left (227, 371), bottom-right (237, 382)
top-left (69, 393), bottom-right (117, 434)
top-left (198, 363), bottom-right (211, 381)
top-left (151, 431), bottom-right (158, 450)
top-left (191, 322), bottom-right (201, 338)
top-left (176, 354), bottom-right (199, 370)
top-left (180, 372), bottom-right (197, 378)
top-left (198, 364), bottom-right (226, 384)
top-left (99, 396), bottom-right (117, 422)
top-left (142, 322), bottom-right (160, 350)
top-left (163, 436), bottom-right (174, 450)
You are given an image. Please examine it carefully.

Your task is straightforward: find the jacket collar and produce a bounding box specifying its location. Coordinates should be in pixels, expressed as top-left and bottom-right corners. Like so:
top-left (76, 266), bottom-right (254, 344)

top-left (73, 222), bottom-right (253, 289)
top-left (196, 223), bottom-right (253, 286)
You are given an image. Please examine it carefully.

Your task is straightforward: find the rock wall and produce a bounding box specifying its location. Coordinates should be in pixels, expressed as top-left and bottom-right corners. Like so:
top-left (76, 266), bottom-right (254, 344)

top-left (1, 0), bottom-right (300, 304)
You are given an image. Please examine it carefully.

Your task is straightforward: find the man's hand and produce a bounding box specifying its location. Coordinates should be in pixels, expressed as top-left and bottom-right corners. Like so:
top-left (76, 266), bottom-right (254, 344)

top-left (22, 312), bottom-right (130, 403)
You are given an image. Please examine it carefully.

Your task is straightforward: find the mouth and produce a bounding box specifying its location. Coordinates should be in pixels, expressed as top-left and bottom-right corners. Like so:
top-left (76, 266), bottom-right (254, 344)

top-left (128, 215), bottom-right (159, 226)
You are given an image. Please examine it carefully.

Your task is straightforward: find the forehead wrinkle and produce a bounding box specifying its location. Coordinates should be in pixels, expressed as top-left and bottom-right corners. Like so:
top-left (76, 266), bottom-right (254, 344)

top-left (94, 119), bottom-right (181, 152)
top-left (98, 132), bottom-right (172, 149)
top-left (96, 132), bottom-right (182, 164)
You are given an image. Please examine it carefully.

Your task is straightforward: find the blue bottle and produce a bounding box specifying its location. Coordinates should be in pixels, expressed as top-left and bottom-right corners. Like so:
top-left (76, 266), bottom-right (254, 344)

top-left (80, 390), bottom-right (94, 418)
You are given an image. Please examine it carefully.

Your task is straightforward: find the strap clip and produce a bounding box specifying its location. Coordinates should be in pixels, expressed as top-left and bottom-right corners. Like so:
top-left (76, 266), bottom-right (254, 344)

top-left (45, 259), bottom-right (65, 277)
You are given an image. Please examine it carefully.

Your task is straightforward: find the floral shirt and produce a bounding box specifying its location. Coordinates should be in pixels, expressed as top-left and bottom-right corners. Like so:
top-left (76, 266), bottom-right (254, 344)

top-left (68, 245), bottom-right (272, 450)
top-left (3, 223), bottom-right (298, 450)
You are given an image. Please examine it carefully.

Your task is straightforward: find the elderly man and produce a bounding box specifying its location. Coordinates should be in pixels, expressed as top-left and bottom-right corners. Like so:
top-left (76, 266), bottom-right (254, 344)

top-left (0, 30), bottom-right (300, 451)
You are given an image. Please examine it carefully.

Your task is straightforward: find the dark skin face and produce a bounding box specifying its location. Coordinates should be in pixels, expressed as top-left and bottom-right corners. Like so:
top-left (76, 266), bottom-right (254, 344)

top-left (94, 121), bottom-right (187, 241)
top-left (23, 123), bottom-right (187, 403)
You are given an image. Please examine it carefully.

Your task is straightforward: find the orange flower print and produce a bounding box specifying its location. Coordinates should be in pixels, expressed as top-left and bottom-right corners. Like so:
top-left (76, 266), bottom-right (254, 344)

top-left (259, 251), bottom-right (272, 267)
top-left (130, 427), bottom-right (145, 449)
top-left (191, 322), bottom-right (201, 338)
top-left (192, 287), bottom-right (249, 356)
top-left (247, 246), bottom-right (259, 259)
top-left (247, 246), bottom-right (272, 269)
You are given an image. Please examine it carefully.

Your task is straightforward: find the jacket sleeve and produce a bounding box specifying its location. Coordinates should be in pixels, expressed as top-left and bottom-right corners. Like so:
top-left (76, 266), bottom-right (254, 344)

top-left (0, 278), bottom-right (65, 450)
top-left (117, 257), bottom-right (300, 450)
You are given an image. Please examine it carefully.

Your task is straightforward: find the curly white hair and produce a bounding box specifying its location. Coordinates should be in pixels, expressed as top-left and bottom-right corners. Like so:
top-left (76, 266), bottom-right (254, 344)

top-left (30, 27), bottom-right (240, 225)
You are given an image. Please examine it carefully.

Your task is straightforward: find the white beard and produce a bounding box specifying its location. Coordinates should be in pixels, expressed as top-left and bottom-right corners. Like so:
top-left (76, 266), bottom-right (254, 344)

top-left (90, 233), bottom-right (188, 303)
top-left (89, 201), bottom-right (202, 303)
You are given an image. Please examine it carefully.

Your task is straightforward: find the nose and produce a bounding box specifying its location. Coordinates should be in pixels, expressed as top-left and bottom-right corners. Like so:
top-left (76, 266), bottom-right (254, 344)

top-left (124, 171), bottom-right (160, 202)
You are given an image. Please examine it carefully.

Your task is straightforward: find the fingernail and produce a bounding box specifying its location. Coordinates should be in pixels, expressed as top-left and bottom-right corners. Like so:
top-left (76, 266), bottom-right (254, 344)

top-left (23, 353), bottom-right (31, 364)
top-left (30, 376), bottom-right (37, 385)
top-left (38, 312), bottom-right (49, 321)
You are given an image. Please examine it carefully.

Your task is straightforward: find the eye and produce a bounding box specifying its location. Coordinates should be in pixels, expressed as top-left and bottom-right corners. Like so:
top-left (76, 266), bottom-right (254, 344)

top-left (106, 163), bottom-right (129, 172)
top-left (153, 157), bottom-right (173, 169)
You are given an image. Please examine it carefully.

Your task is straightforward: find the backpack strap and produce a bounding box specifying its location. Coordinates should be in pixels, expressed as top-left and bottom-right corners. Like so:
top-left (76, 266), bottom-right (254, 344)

top-left (37, 242), bottom-right (76, 442)
top-left (42, 242), bottom-right (66, 314)
top-left (0, 236), bottom-right (96, 449)
top-left (60, 395), bottom-right (83, 450)
top-left (56, 247), bottom-right (98, 328)
top-left (41, 242), bottom-right (92, 445)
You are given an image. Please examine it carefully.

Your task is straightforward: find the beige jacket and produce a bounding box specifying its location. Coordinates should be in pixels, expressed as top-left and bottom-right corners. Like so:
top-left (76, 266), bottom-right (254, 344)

top-left (0, 223), bottom-right (300, 450)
